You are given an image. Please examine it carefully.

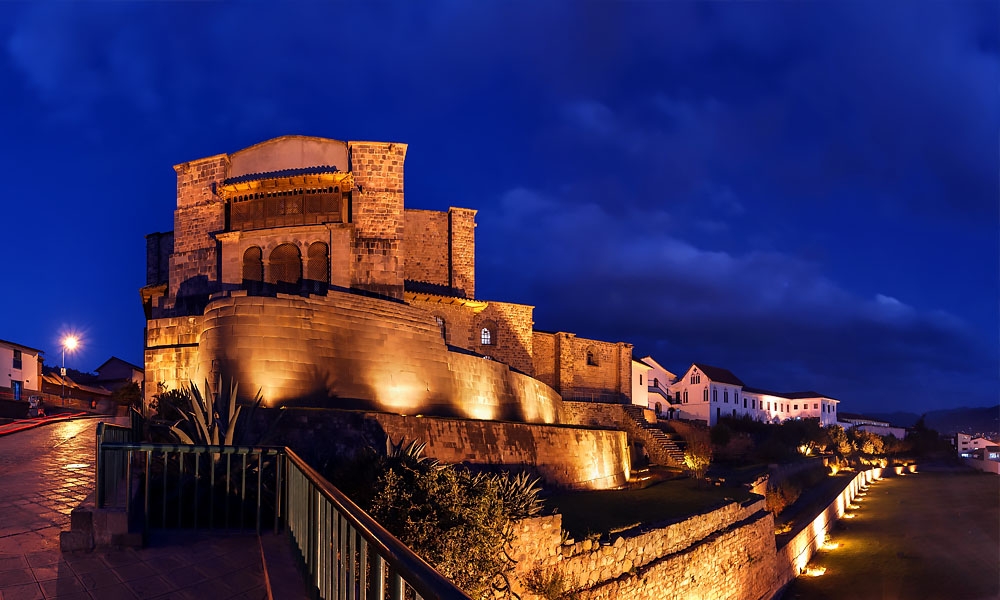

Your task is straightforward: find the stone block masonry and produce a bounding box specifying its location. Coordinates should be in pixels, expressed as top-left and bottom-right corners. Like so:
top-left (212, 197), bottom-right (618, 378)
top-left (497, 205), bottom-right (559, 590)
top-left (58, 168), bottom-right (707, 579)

top-left (509, 499), bottom-right (779, 600)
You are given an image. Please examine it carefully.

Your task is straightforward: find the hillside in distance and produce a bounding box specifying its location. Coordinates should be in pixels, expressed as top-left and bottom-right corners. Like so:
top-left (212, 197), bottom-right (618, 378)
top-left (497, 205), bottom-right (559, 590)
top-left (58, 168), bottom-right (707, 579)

top-left (867, 405), bottom-right (999, 436)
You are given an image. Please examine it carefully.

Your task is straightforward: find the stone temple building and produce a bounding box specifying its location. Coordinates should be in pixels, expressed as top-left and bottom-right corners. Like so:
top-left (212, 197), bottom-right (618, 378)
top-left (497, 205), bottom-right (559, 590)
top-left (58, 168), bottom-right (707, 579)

top-left (142, 136), bottom-right (633, 425)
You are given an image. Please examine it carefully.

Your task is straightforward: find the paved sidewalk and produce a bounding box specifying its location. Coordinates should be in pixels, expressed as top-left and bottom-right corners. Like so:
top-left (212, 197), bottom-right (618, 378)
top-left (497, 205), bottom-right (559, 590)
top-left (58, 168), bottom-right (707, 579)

top-left (0, 419), bottom-right (267, 599)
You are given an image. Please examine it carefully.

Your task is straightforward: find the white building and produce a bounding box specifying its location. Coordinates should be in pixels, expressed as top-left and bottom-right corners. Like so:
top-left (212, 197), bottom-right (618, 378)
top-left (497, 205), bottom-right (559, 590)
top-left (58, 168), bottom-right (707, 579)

top-left (638, 356), bottom-right (678, 418)
top-left (669, 363), bottom-right (839, 426)
top-left (0, 338), bottom-right (43, 402)
top-left (630, 359), bottom-right (651, 408)
top-left (838, 413), bottom-right (903, 438)
top-left (956, 433), bottom-right (998, 457)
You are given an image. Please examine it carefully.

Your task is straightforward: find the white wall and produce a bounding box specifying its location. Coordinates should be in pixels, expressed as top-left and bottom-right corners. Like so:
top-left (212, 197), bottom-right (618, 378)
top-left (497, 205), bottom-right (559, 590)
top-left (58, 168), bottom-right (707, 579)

top-left (0, 343), bottom-right (41, 394)
top-left (631, 361), bottom-right (650, 407)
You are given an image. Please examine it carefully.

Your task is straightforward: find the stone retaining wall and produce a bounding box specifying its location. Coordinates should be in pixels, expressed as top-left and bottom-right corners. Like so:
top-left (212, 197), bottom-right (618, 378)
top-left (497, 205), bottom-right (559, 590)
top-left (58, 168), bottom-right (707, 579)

top-left (509, 498), bottom-right (779, 600)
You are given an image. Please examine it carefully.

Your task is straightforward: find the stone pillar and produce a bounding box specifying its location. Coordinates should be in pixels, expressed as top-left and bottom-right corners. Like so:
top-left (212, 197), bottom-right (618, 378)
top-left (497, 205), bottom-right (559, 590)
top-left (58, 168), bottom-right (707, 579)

top-left (555, 332), bottom-right (576, 398)
top-left (169, 154), bottom-right (229, 302)
top-left (448, 207), bottom-right (476, 298)
top-left (348, 141), bottom-right (407, 299)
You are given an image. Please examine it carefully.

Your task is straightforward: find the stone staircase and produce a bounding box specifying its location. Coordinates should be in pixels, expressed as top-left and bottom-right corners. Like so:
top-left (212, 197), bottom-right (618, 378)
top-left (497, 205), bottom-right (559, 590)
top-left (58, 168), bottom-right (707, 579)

top-left (621, 405), bottom-right (687, 466)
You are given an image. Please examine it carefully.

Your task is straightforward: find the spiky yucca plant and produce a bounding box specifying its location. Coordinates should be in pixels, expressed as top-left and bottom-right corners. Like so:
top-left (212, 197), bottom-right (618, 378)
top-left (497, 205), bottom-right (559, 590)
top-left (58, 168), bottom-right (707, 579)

top-left (170, 377), bottom-right (261, 447)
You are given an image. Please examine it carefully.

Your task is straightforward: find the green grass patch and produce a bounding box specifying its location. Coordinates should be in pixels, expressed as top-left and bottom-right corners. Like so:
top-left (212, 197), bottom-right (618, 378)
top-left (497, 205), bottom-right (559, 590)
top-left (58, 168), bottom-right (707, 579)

top-left (546, 478), bottom-right (753, 540)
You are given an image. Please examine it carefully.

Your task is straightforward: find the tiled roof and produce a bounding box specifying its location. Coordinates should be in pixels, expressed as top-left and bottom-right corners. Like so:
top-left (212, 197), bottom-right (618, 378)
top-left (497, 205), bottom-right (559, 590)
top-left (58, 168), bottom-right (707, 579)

top-left (223, 165), bottom-right (342, 185)
top-left (692, 363), bottom-right (745, 386)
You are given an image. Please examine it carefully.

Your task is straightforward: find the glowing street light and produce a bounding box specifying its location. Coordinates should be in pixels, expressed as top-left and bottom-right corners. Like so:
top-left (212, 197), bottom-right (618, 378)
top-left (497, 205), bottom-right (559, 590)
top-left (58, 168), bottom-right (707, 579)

top-left (61, 335), bottom-right (80, 401)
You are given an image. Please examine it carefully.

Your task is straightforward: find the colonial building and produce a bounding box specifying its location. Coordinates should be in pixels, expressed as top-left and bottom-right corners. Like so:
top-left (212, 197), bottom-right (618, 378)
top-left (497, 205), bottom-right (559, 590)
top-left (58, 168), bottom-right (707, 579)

top-left (668, 362), bottom-right (839, 426)
top-left (142, 136), bottom-right (632, 422)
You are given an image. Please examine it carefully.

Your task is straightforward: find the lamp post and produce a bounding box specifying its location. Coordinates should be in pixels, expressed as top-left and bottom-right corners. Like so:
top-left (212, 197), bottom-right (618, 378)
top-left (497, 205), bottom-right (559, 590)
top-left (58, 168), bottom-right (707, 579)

top-left (61, 335), bottom-right (79, 402)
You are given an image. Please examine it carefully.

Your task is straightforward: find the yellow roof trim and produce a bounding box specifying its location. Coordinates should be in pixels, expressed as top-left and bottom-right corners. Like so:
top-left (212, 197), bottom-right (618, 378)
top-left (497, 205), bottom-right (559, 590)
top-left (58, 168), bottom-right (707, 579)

top-left (405, 291), bottom-right (488, 313)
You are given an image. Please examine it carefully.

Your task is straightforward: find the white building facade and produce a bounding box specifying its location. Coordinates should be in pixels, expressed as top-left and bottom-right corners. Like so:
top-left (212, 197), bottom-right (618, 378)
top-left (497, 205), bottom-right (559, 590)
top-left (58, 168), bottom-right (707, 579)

top-left (0, 339), bottom-right (43, 401)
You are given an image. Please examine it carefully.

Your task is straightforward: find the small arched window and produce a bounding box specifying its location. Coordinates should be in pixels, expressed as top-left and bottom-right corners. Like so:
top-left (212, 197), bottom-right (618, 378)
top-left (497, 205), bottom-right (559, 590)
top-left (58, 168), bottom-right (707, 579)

top-left (586, 348), bottom-right (598, 366)
top-left (481, 327), bottom-right (492, 345)
top-left (242, 246), bottom-right (263, 282)
top-left (435, 316), bottom-right (447, 341)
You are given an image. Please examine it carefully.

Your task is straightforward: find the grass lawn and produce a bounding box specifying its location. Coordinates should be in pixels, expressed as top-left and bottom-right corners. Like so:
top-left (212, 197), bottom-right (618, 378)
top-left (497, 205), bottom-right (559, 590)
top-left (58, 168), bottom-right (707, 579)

top-left (784, 469), bottom-right (1000, 600)
top-left (545, 478), bottom-right (753, 539)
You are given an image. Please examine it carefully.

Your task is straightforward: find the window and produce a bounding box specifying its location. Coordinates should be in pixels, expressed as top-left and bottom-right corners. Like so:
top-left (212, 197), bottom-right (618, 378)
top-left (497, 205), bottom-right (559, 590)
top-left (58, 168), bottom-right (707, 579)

top-left (683, 391), bottom-right (688, 403)
top-left (639, 374), bottom-right (643, 385)
top-left (703, 389), bottom-right (708, 402)
top-left (655, 402), bottom-right (662, 415)
top-left (11, 381), bottom-right (21, 401)
top-left (713, 389), bottom-right (718, 402)
top-left (268, 243), bottom-right (302, 285)
top-left (242, 246), bottom-right (263, 282)
top-left (587, 349), bottom-right (598, 366)
top-left (814, 403), bottom-right (819, 410)
top-left (481, 327), bottom-right (492, 345)
top-left (743, 398), bottom-right (747, 408)
top-left (675, 391), bottom-right (681, 402)
top-left (653, 378), bottom-right (658, 388)
top-left (307, 242), bottom-right (330, 283)
top-left (752, 399), bottom-right (756, 409)
top-left (724, 390), bottom-right (728, 403)
top-left (794, 404), bottom-right (798, 410)
top-left (12, 350), bottom-right (22, 370)
top-left (435, 316), bottom-right (447, 341)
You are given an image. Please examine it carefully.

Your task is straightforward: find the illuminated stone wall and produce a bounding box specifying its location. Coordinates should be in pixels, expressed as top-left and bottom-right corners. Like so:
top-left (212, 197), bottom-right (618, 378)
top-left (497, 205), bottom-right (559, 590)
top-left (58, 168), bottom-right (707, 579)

top-left (164, 290), bottom-right (562, 423)
top-left (144, 315), bottom-right (203, 395)
top-left (532, 332), bottom-right (633, 403)
top-left (242, 408), bottom-right (629, 490)
top-left (169, 154), bottom-right (228, 300)
top-left (402, 209), bottom-right (450, 288)
top-left (370, 413), bottom-right (629, 489)
top-left (348, 141), bottom-right (407, 299)
top-left (509, 499), bottom-right (779, 600)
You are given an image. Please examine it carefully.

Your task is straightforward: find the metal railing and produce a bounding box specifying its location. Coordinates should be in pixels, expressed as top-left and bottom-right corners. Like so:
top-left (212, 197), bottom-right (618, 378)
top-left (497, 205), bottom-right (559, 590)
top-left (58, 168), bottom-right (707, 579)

top-left (284, 448), bottom-right (471, 600)
top-left (95, 429), bottom-right (471, 600)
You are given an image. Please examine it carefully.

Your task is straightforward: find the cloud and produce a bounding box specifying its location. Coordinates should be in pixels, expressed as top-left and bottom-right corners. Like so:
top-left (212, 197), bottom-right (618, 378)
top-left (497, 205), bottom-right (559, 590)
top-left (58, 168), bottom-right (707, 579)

top-left (478, 187), bottom-right (995, 412)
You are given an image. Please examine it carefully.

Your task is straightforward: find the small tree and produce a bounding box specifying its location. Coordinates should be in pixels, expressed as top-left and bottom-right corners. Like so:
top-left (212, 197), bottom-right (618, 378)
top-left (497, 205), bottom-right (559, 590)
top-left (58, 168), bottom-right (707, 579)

top-left (110, 382), bottom-right (142, 409)
top-left (683, 428), bottom-right (713, 480)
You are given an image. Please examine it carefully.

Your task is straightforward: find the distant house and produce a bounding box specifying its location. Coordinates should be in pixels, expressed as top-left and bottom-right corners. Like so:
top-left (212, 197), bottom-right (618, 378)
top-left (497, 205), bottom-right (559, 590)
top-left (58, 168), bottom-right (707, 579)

top-left (0, 338), bottom-right (43, 402)
top-left (94, 357), bottom-right (144, 392)
top-left (956, 433), bottom-right (998, 457)
top-left (839, 413), bottom-right (905, 439)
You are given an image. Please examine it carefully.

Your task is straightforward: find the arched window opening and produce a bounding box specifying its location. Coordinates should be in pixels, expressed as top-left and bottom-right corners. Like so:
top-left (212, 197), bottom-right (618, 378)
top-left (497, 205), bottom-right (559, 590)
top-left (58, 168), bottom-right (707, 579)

top-left (268, 243), bottom-right (302, 285)
top-left (586, 348), bottom-right (599, 366)
top-left (307, 242), bottom-right (329, 283)
top-left (481, 327), bottom-right (492, 346)
top-left (242, 246), bottom-right (263, 282)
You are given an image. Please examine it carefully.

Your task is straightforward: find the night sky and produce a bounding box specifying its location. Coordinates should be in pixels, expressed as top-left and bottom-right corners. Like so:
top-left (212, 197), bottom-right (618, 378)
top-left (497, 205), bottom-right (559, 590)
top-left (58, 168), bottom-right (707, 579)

top-left (1, 2), bottom-right (996, 415)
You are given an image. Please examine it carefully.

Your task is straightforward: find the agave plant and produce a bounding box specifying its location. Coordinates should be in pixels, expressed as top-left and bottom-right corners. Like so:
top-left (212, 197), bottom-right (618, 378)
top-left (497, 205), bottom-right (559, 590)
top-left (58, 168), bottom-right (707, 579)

top-left (170, 377), bottom-right (261, 447)
top-left (384, 436), bottom-right (441, 469)
top-left (495, 471), bottom-right (544, 519)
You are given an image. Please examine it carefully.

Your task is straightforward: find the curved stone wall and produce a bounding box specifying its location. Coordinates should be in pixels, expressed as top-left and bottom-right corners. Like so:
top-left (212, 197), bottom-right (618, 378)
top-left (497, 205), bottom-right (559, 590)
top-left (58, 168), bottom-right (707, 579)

top-left (192, 290), bottom-right (562, 423)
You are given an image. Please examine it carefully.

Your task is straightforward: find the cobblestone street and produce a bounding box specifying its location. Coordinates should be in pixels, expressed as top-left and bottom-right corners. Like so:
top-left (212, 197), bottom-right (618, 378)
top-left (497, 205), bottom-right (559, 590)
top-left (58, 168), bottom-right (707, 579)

top-left (0, 419), bottom-right (267, 600)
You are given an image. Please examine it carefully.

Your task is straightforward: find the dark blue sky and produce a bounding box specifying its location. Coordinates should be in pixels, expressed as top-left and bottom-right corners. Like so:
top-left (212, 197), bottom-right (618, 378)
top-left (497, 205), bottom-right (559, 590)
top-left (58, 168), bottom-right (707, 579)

top-left (1, 2), bottom-right (996, 414)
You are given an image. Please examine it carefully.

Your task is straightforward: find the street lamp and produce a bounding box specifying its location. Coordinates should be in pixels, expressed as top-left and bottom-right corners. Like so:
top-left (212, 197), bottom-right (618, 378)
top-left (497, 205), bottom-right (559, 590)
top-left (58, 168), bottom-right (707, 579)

top-left (61, 335), bottom-right (79, 401)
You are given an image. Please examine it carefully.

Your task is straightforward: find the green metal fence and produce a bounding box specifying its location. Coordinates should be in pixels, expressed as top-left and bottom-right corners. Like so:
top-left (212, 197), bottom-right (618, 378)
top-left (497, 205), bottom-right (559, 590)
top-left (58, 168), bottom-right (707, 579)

top-left (95, 427), bottom-right (470, 600)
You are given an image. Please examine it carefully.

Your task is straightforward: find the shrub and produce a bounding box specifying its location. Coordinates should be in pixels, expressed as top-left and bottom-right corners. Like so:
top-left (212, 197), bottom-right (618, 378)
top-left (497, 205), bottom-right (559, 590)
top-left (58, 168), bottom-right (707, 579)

top-left (523, 568), bottom-right (580, 600)
top-left (363, 438), bottom-right (543, 599)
